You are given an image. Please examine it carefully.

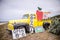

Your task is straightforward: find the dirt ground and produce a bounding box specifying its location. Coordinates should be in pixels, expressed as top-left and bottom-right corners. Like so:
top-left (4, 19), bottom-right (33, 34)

top-left (18, 31), bottom-right (60, 40)
top-left (3, 31), bottom-right (59, 40)
top-left (0, 23), bottom-right (60, 40)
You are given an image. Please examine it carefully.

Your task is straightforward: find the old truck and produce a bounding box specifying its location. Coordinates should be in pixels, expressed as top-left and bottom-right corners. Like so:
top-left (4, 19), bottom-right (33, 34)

top-left (8, 13), bottom-right (51, 34)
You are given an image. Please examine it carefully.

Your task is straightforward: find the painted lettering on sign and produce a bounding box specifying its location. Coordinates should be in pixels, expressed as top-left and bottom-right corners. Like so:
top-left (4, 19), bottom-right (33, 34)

top-left (12, 28), bottom-right (26, 39)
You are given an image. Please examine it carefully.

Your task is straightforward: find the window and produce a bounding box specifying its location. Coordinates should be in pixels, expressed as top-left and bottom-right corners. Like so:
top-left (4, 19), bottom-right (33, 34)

top-left (22, 14), bottom-right (29, 19)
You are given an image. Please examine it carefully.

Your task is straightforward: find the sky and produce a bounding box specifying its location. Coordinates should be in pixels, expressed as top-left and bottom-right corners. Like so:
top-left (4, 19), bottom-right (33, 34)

top-left (0, 0), bottom-right (60, 21)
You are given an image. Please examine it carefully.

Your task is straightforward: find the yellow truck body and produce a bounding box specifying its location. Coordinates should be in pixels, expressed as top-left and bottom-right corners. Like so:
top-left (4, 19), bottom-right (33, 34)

top-left (8, 14), bottom-right (51, 30)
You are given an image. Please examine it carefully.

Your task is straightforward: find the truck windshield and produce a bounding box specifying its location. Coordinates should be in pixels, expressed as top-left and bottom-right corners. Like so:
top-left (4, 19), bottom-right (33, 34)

top-left (22, 14), bottom-right (29, 19)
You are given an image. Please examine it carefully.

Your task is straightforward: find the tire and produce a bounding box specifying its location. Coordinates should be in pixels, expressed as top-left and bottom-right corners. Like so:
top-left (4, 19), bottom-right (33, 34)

top-left (13, 23), bottom-right (34, 33)
top-left (43, 22), bottom-right (50, 30)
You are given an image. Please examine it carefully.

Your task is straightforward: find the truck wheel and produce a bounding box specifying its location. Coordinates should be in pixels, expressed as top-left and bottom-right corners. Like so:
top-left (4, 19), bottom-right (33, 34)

top-left (18, 26), bottom-right (25, 29)
top-left (43, 22), bottom-right (50, 30)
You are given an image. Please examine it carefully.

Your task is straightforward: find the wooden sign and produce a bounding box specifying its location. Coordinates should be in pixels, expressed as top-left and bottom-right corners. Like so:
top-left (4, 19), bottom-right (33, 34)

top-left (12, 28), bottom-right (26, 39)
